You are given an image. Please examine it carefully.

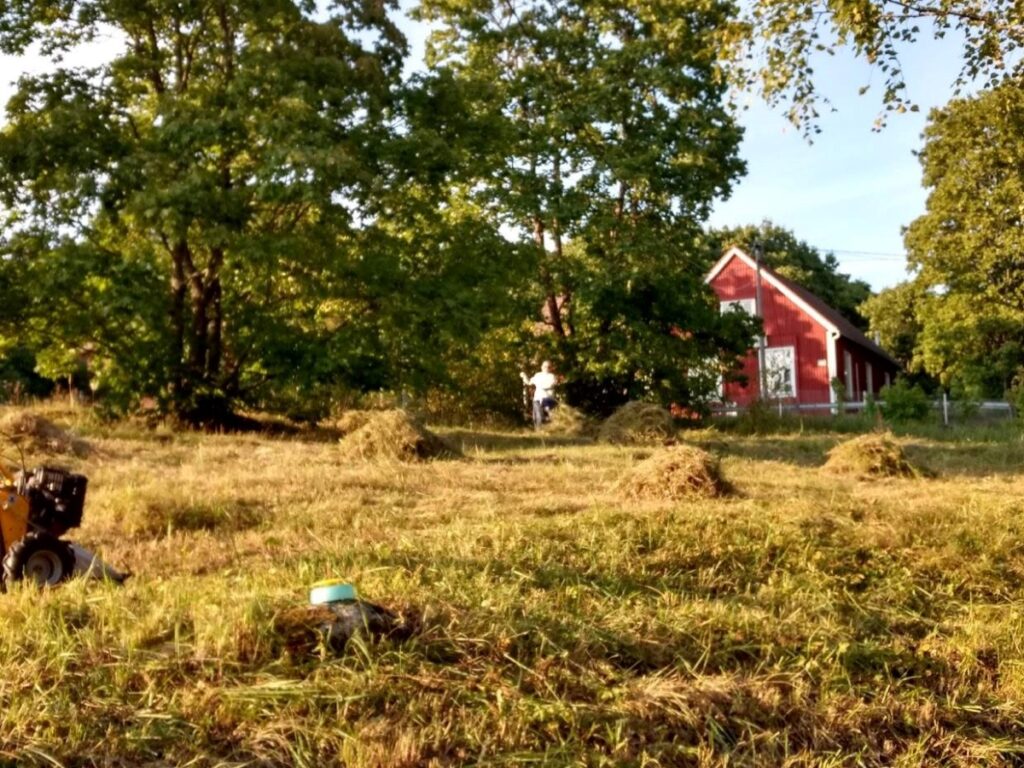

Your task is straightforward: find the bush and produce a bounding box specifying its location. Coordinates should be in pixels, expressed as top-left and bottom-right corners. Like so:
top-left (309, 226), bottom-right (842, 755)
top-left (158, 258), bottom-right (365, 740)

top-left (880, 379), bottom-right (931, 423)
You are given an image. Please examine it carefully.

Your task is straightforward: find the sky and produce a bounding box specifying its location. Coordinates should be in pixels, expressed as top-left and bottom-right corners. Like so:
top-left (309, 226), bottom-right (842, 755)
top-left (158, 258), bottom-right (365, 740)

top-left (0, 12), bottom-right (972, 292)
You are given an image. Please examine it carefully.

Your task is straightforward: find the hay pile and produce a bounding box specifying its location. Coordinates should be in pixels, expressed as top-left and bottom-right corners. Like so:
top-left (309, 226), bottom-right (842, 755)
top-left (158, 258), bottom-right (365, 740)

top-left (598, 402), bottom-right (674, 445)
top-left (823, 432), bottom-right (925, 478)
top-left (542, 404), bottom-right (593, 438)
top-left (338, 410), bottom-right (459, 461)
top-left (0, 411), bottom-right (89, 457)
top-left (621, 445), bottom-right (727, 500)
top-left (334, 409), bottom-right (373, 436)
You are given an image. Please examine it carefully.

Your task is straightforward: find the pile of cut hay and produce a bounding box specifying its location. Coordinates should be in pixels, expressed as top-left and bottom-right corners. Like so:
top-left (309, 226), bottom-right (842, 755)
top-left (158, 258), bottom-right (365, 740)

top-left (334, 410), bottom-right (374, 436)
top-left (621, 445), bottom-right (727, 500)
top-left (338, 410), bottom-right (459, 462)
top-left (823, 432), bottom-right (925, 478)
top-left (598, 402), bottom-right (674, 445)
top-left (0, 411), bottom-right (90, 457)
top-left (542, 404), bottom-right (594, 438)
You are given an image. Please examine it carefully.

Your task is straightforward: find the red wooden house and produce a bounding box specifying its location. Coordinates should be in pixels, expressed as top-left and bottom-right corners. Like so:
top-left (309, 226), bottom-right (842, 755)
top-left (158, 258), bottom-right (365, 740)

top-left (706, 246), bottom-right (901, 408)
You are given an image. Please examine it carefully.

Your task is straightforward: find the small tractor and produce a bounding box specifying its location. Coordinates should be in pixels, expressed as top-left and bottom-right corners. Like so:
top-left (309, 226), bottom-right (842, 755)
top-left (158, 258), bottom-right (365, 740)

top-left (0, 461), bottom-right (87, 586)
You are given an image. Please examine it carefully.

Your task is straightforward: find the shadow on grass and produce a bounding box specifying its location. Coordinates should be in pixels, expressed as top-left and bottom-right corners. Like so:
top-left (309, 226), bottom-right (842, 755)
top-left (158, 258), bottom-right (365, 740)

top-left (901, 440), bottom-right (1024, 477)
top-left (695, 435), bottom-right (838, 468)
top-left (445, 428), bottom-right (593, 454)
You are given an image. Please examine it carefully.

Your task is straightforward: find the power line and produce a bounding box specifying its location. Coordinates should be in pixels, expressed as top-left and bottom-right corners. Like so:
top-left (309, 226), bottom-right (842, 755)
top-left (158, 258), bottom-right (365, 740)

top-left (814, 247), bottom-right (907, 261)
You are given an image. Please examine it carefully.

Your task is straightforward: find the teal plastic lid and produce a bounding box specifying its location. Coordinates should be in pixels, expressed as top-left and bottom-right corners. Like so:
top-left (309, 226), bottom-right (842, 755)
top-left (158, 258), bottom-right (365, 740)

top-left (310, 580), bottom-right (357, 605)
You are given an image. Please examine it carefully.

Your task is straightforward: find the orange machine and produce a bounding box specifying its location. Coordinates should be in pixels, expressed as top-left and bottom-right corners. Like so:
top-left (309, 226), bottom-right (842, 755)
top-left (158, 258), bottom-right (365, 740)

top-left (0, 461), bottom-right (85, 586)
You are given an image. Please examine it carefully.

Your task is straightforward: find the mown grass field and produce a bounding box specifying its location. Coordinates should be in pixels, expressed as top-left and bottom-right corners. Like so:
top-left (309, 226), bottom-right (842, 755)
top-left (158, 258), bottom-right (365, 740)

top-left (2, 407), bottom-right (1024, 766)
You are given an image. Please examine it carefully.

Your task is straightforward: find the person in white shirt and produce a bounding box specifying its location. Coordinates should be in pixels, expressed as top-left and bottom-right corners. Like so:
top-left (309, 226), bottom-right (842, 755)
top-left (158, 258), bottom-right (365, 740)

top-left (520, 361), bottom-right (559, 429)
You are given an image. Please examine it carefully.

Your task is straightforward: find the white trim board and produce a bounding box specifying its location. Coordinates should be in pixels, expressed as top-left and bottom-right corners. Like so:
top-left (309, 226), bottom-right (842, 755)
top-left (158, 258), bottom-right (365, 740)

top-left (706, 247), bottom-right (840, 338)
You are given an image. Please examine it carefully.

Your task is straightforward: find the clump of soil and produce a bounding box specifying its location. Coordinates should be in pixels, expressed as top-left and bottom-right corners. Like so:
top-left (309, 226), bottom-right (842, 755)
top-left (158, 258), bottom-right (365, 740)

top-left (542, 404), bottom-right (594, 438)
top-left (621, 445), bottom-right (728, 500)
top-left (0, 411), bottom-right (90, 457)
top-left (823, 432), bottom-right (926, 478)
top-left (338, 410), bottom-right (459, 461)
top-left (599, 402), bottom-right (675, 445)
top-left (272, 601), bottom-right (421, 658)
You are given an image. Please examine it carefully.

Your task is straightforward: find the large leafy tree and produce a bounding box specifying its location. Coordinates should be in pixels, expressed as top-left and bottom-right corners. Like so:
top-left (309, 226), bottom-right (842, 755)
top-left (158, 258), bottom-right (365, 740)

top-left (418, 0), bottom-right (755, 412)
top-left (737, 0), bottom-right (1024, 132)
top-left (0, 0), bottom-right (406, 423)
top-left (883, 85), bottom-right (1024, 396)
top-left (709, 221), bottom-right (873, 327)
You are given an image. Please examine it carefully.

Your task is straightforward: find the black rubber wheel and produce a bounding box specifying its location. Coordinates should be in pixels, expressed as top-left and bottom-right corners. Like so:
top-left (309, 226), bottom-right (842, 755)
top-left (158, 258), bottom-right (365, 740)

top-left (3, 532), bottom-right (76, 587)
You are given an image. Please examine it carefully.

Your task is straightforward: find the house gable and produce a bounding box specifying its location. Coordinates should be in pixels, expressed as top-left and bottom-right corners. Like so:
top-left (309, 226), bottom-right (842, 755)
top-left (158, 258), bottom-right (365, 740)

top-left (706, 247), bottom-right (839, 338)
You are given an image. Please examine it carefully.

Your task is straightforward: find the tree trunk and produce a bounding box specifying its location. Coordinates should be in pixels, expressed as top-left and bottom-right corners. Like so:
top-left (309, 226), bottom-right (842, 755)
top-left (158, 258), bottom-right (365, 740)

top-left (169, 240), bottom-right (189, 403)
top-left (535, 217), bottom-right (566, 338)
top-left (167, 239), bottom-right (229, 427)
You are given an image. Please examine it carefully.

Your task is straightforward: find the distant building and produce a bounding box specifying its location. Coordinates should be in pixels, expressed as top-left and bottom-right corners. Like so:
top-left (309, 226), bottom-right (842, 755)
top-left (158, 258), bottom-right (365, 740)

top-left (706, 246), bottom-right (901, 408)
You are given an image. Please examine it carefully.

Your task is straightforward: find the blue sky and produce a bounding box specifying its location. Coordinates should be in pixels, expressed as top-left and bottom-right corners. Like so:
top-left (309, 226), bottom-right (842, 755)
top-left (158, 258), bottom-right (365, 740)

top-left (0, 12), bottom-right (970, 292)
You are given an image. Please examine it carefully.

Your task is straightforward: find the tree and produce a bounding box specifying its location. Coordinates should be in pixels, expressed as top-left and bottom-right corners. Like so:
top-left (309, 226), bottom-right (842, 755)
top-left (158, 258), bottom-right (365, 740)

top-left (736, 0), bottom-right (1024, 132)
top-left (896, 85), bottom-right (1024, 396)
top-left (0, 0), bottom-right (406, 424)
top-left (709, 221), bottom-right (872, 327)
top-left (859, 279), bottom-right (924, 369)
top-left (418, 0), bottom-right (756, 413)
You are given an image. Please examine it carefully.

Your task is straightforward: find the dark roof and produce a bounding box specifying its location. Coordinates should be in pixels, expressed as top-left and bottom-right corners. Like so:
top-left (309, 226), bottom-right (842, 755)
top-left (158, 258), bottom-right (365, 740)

top-left (764, 265), bottom-right (901, 368)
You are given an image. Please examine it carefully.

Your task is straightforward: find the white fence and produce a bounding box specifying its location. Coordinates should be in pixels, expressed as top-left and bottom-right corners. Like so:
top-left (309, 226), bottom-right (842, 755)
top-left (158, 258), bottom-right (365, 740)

top-left (711, 395), bottom-right (1014, 425)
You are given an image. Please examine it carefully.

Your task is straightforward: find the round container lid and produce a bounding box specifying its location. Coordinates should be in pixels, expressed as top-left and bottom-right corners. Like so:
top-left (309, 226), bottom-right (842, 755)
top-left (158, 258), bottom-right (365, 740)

top-left (310, 580), bottom-right (357, 605)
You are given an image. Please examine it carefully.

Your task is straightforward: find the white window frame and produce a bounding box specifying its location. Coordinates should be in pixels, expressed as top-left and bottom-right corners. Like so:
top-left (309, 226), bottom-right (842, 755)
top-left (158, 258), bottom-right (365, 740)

top-left (764, 345), bottom-right (797, 399)
top-left (720, 298), bottom-right (756, 316)
top-left (844, 350), bottom-right (853, 397)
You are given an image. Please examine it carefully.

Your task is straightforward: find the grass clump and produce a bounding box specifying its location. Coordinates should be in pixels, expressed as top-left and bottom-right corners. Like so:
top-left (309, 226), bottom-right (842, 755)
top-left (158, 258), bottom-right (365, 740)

top-left (621, 444), bottom-right (727, 499)
top-left (823, 431), bottom-right (927, 478)
top-left (0, 410), bottom-right (90, 457)
top-left (120, 498), bottom-right (266, 539)
top-left (338, 409), bottom-right (459, 461)
top-left (598, 401), bottom-right (674, 445)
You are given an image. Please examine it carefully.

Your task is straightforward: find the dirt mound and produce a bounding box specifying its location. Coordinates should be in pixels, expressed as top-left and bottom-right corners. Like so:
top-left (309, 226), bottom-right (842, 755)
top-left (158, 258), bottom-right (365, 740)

top-left (0, 411), bottom-right (90, 457)
top-left (599, 402), bottom-right (674, 445)
top-left (823, 432), bottom-right (925, 478)
top-left (338, 410), bottom-right (459, 462)
top-left (621, 445), bottom-right (727, 500)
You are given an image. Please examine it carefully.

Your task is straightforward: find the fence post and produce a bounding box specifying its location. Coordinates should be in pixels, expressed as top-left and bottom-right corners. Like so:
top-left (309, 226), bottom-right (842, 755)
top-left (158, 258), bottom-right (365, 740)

top-left (942, 390), bottom-right (949, 427)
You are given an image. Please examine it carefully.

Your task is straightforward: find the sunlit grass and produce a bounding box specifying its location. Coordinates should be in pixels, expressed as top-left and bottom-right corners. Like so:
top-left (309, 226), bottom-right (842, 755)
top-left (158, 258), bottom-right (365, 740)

top-left (0, 407), bottom-right (1023, 765)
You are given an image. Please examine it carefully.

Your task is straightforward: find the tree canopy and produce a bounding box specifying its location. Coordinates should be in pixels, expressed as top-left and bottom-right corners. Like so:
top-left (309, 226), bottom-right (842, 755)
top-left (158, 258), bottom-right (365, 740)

top-left (418, 0), bottom-right (757, 413)
top-left (862, 84), bottom-right (1024, 397)
top-left (738, 0), bottom-right (1024, 132)
top-left (0, 0), bottom-right (532, 424)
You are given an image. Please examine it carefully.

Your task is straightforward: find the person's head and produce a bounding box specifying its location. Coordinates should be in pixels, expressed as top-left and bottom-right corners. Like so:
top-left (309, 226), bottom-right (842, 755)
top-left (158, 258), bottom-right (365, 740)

top-left (541, 360), bottom-right (551, 373)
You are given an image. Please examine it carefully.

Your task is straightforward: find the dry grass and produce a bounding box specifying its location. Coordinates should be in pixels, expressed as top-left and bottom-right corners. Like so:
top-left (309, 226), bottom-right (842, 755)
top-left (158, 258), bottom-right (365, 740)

top-left (0, 408), bottom-right (1022, 765)
top-left (0, 410), bottom-right (90, 457)
top-left (598, 401), bottom-right (675, 445)
top-left (541, 403), bottom-right (594, 437)
top-left (337, 409), bottom-right (459, 461)
top-left (334, 409), bottom-right (374, 435)
top-left (621, 444), bottom-right (728, 499)
top-left (823, 431), bottom-right (928, 478)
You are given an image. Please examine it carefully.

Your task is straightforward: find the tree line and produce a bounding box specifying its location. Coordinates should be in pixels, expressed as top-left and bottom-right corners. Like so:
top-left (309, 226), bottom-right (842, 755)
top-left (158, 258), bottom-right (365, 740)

top-left (0, 0), bottom-right (1018, 425)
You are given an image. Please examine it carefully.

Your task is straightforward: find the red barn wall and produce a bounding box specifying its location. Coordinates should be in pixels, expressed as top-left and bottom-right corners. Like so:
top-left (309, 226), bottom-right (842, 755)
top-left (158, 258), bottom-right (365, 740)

top-left (835, 338), bottom-right (898, 401)
top-left (712, 256), bottom-right (832, 405)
